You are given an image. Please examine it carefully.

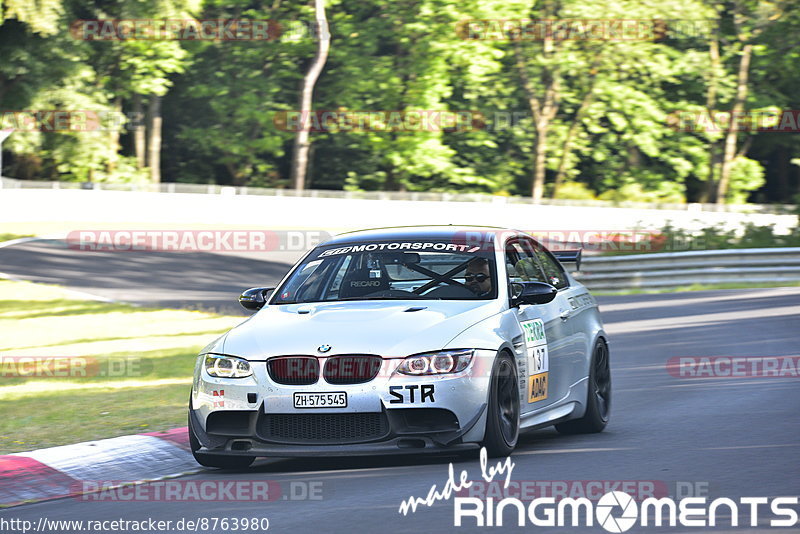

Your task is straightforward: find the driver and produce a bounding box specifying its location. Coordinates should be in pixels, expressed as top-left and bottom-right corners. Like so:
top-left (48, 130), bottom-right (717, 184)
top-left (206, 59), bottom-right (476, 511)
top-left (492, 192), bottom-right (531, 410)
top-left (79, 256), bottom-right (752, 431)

top-left (464, 257), bottom-right (492, 296)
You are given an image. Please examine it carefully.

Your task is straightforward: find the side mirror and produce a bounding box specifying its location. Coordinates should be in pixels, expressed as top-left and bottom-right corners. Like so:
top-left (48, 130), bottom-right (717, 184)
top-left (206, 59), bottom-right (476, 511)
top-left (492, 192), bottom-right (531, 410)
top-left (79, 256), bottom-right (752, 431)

top-left (238, 287), bottom-right (274, 311)
top-left (509, 281), bottom-right (557, 306)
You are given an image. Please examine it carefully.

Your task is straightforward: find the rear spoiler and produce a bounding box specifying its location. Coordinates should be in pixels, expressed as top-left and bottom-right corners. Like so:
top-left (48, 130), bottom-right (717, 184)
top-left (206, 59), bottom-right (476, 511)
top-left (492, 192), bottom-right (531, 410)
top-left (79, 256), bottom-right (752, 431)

top-left (552, 249), bottom-right (582, 271)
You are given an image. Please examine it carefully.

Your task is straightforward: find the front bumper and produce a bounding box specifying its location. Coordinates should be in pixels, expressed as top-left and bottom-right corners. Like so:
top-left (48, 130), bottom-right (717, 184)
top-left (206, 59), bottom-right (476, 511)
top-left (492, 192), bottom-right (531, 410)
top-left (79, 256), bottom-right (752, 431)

top-left (189, 402), bottom-right (486, 457)
top-left (190, 349), bottom-right (497, 457)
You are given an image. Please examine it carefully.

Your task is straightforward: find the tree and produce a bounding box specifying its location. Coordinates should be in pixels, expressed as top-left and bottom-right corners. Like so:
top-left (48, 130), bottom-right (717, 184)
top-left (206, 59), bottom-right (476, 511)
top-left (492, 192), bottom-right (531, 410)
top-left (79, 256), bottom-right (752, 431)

top-left (513, 1), bottom-right (562, 202)
top-left (1, 0), bottom-right (798, 204)
top-left (290, 0), bottom-right (330, 191)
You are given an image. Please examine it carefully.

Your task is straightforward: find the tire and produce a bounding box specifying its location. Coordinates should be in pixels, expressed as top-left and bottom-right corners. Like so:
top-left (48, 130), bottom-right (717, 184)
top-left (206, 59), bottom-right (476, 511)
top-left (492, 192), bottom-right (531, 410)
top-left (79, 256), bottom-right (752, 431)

top-left (556, 338), bottom-right (611, 434)
top-left (482, 351), bottom-right (520, 457)
top-left (188, 401), bottom-right (255, 469)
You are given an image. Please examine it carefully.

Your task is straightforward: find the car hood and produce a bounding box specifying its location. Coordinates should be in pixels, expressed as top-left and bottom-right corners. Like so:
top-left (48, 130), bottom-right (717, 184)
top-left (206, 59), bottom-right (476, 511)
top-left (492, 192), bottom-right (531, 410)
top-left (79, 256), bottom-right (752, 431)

top-left (219, 300), bottom-right (501, 359)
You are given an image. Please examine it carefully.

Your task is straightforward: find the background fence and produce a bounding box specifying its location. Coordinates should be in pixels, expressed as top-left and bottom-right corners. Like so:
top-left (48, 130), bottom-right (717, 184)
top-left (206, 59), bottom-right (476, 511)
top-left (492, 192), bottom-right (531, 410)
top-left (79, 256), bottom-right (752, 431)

top-left (575, 248), bottom-right (800, 291)
top-left (1, 176), bottom-right (795, 215)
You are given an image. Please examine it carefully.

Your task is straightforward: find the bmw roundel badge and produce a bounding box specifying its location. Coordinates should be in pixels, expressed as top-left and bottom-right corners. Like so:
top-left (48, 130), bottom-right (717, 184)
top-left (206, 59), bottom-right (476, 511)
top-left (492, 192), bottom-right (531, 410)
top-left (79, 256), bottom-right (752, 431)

top-left (317, 344), bottom-right (332, 353)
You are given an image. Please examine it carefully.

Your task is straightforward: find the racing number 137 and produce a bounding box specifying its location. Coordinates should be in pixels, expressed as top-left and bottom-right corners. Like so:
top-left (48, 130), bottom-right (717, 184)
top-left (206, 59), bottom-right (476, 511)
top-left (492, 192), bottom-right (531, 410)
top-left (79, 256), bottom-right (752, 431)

top-left (532, 346), bottom-right (545, 371)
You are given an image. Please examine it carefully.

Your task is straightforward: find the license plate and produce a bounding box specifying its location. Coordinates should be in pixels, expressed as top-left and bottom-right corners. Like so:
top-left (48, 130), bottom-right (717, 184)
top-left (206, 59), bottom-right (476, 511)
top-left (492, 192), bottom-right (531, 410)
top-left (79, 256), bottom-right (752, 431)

top-left (293, 392), bottom-right (347, 409)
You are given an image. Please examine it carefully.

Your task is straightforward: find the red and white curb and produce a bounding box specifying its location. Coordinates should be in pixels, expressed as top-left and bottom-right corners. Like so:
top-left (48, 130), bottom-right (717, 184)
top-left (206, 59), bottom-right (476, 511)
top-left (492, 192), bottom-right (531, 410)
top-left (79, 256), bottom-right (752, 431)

top-left (0, 427), bottom-right (198, 507)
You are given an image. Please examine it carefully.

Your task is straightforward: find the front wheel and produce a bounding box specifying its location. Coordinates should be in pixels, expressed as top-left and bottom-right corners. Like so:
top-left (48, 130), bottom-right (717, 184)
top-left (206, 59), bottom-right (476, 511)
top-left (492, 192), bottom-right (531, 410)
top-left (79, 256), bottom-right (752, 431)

top-left (482, 352), bottom-right (520, 457)
top-left (188, 402), bottom-right (255, 469)
top-left (556, 338), bottom-right (611, 434)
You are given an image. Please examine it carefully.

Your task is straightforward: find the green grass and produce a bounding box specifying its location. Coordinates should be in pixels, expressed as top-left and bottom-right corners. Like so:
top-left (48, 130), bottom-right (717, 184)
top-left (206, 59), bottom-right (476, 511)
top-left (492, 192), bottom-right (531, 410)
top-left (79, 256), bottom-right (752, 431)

top-left (0, 279), bottom-right (243, 453)
top-left (593, 281), bottom-right (800, 295)
top-left (0, 233), bottom-right (34, 242)
top-left (598, 222), bottom-right (800, 256)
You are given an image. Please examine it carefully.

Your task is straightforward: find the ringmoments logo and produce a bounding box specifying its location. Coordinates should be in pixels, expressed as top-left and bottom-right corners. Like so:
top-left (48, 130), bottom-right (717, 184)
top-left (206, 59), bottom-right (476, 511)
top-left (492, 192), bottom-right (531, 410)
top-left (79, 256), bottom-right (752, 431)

top-left (451, 492), bottom-right (799, 529)
top-left (396, 449), bottom-right (799, 530)
top-left (596, 491), bottom-right (638, 532)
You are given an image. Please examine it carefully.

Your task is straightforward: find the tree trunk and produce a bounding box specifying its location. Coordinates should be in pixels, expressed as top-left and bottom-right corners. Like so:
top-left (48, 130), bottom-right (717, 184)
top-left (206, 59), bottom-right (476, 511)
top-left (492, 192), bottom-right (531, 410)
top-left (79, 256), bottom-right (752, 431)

top-left (147, 94), bottom-right (162, 184)
top-left (702, 38), bottom-right (721, 203)
top-left (773, 145), bottom-right (789, 202)
top-left (107, 97), bottom-right (122, 175)
top-left (715, 44), bottom-right (752, 204)
top-left (532, 123), bottom-right (549, 202)
top-left (531, 123), bottom-right (550, 202)
top-left (531, 82), bottom-right (559, 202)
top-left (290, 0), bottom-right (330, 191)
top-left (133, 94), bottom-right (146, 169)
top-left (704, 147), bottom-right (722, 203)
top-left (514, 30), bottom-right (559, 203)
top-left (552, 89), bottom-right (594, 197)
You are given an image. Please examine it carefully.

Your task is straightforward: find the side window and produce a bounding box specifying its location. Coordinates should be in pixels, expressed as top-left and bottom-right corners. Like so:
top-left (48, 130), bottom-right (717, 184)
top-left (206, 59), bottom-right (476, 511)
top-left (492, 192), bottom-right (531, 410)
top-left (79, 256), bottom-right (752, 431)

top-left (295, 260), bottom-right (334, 301)
top-left (278, 260), bottom-right (322, 301)
top-left (505, 241), bottom-right (548, 284)
top-left (534, 248), bottom-right (569, 289)
top-left (505, 244), bottom-right (522, 285)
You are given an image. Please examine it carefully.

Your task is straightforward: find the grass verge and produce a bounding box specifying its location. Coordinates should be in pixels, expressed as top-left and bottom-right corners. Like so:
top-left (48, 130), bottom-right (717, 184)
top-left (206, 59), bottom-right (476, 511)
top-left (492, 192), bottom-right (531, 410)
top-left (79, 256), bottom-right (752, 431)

top-left (0, 279), bottom-right (243, 453)
top-left (0, 233), bottom-right (34, 243)
top-left (593, 281), bottom-right (800, 295)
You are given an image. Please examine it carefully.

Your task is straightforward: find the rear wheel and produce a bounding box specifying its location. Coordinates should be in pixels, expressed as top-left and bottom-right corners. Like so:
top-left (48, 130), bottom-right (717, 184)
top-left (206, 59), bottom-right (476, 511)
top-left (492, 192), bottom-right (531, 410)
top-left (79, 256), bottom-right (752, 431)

top-left (482, 352), bottom-right (520, 457)
top-left (556, 338), bottom-right (611, 434)
top-left (188, 400), bottom-right (255, 469)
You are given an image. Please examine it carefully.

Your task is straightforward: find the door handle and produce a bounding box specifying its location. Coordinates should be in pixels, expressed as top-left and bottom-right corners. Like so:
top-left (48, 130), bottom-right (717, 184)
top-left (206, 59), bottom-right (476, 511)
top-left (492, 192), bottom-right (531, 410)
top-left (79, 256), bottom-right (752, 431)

top-left (559, 309), bottom-right (571, 320)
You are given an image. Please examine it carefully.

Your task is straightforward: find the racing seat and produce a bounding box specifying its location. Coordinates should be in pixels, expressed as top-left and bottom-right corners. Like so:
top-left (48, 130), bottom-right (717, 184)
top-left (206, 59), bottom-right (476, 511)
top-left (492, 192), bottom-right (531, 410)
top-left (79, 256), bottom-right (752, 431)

top-left (338, 267), bottom-right (390, 298)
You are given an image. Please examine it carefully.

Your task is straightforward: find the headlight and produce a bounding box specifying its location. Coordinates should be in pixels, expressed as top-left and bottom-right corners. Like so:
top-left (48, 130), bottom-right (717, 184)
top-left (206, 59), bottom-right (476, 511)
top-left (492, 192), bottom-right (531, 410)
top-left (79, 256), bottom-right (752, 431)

top-left (204, 354), bottom-right (253, 378)
top-left (396, 349), bottom-right (474, 375)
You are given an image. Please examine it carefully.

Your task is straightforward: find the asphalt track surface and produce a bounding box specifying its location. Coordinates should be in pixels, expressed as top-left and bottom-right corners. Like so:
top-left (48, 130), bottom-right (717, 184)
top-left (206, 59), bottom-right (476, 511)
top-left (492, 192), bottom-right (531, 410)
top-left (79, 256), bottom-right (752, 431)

top-left (0, 239), bottom-right (300, 313)
top-left (1, 240), bottom-right (799, 533)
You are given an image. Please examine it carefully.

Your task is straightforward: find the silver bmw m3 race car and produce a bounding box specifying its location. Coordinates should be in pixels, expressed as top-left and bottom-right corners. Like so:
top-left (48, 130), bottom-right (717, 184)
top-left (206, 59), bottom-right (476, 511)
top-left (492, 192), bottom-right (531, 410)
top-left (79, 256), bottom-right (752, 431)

top-left (188, 226), bottom-right (610, 468)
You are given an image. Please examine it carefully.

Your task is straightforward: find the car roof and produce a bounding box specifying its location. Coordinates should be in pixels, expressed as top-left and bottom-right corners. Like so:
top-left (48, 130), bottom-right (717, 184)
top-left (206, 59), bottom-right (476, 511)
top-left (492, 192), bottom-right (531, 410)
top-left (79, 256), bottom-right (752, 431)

top-left (321, 225), bottom-right (528, 247)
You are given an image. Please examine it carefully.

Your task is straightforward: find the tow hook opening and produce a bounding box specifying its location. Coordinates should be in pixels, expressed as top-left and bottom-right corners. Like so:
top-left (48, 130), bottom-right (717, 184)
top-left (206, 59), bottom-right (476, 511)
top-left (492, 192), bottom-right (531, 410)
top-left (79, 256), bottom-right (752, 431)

top-left (231, 440), bottom-right (253, 451)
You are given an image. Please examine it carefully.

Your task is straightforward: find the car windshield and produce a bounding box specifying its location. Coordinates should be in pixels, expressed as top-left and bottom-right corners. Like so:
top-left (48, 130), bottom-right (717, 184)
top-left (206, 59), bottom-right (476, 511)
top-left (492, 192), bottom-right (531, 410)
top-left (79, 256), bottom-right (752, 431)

top-left (272, 240), bottom-right (498, 304)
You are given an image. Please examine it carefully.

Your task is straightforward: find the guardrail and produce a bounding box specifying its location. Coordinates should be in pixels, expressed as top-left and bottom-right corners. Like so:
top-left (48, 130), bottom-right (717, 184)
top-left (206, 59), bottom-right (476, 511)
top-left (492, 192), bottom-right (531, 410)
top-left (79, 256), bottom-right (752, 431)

top-left (0, 176), bottom-right (795, 215)
top-left (574, 248), bottom-right (800, 291)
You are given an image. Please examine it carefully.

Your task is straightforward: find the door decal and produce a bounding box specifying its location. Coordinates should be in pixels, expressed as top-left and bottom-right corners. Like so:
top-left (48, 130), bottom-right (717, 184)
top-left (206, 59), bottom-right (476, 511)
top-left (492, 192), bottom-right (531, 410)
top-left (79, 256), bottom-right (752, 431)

top-left (521, 319), bottom-right (548, 402)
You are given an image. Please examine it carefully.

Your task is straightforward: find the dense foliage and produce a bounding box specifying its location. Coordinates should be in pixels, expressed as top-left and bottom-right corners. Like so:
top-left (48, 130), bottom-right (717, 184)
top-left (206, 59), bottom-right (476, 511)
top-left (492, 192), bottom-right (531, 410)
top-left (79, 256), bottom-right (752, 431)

top-left (1, 0), bottom-right (798, 203)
